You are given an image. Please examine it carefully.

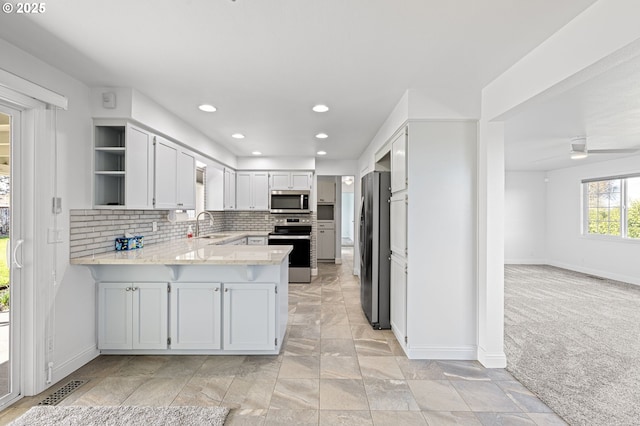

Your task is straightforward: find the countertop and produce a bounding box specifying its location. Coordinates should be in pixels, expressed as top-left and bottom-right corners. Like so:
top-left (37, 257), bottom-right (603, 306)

top-left (70, 231), bottom-right (292, 266)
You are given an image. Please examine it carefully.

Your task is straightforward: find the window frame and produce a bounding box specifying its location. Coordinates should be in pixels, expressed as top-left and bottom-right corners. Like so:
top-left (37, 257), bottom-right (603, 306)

top-left (582, 173), bottom-right (640, 241)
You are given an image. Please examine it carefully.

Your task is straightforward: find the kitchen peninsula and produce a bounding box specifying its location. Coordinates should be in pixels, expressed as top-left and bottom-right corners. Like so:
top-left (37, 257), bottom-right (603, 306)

top-left (72, 237), bottom-right (292, 355)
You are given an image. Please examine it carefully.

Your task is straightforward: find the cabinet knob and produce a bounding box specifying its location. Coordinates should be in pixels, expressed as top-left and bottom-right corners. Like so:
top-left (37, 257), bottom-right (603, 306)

top-left (125, 287), bottom-right (132, 291)
top-left (224, 288), bottom-right (229, 292)
top-left (214, 287), bottom-right (219, 292)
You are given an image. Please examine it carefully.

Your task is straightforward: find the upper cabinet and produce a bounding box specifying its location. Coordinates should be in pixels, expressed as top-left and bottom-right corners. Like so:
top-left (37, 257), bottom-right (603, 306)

top-left (206, 166), bottom-right (236, 211)
top-left (224, 168), bottom-right (236, 210)
top-left (94, 122), bottom-right (154, 209)
top-left (236, 171), bottom-right (269, 210)
top-left (152, 135), bottom-right (196, 210)
top-left (391, 128), bottom-right (407, 193)
top-left (317, 176), bottom-right (336, 204)
top-left (93, 120), bottom-right (197, 210)
top-left (270, 171), bottom-right (313, 190)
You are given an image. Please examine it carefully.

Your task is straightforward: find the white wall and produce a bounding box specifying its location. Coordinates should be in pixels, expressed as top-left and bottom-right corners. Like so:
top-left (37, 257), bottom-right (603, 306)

top-left (0, 38), bottom-right (98, 389)
top-left (546, 155), bottom-right (640, 285)
top-left (505, 171), bottom-right (548, 264)
top-left (236, 156), bottom-right (315, 171)
top-left (90, 88), bottom-right (238, 169)
top-left (406, 121), bottom-right (477, 358)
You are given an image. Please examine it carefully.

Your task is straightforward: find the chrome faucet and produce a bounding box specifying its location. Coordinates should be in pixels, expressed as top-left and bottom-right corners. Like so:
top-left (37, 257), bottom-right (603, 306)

top-left (195, 211), bottom-right (215, 237)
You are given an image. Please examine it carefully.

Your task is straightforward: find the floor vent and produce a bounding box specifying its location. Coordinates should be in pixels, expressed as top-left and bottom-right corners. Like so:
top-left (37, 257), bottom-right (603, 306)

top-left (38, 380), bottom-right (88, 406)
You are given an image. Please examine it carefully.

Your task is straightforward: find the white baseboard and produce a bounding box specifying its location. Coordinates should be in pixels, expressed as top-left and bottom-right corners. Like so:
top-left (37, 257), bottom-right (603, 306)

top-left (405, 345), bottom-right (477, 360)
top-left (51, 345), bottom-right (99, 387)
top-left (504, 258), bottom-right (547, 265)
top-left (546, 261), bottom-right (640, 286)
top-left (311, 268), bottom-right (318, 276)
top-left (477, 346), bottom-right (507, 368)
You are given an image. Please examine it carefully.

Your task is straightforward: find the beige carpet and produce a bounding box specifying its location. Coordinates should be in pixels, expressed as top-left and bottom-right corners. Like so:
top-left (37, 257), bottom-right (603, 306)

top-left (505, 265), bottom-right (640, 426)
top-left (8, 405), bottom-right (229, 426)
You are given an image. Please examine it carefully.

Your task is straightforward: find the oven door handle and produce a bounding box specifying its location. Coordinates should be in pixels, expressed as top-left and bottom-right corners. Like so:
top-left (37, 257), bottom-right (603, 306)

top-left (268, 235), bottom-right (312, 240)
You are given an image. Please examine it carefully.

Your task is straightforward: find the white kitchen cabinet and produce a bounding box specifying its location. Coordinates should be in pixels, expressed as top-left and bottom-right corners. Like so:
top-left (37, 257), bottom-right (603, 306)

top-left (224, 168), bottom-right (236, 210)
top-left (98, 282), bottom-right (168, 350)
top-left (270, 171), bottom-right (312, 190)
top-left (391, 129), bottom-right (408, 193)
top-left (177, 150), bottom-right (196, 209)
top-left (390, 254), bottom-right (407, 345)
top-left (170, 283), bottom-right (222, 350)
top-left (223, 283), bottom-right (277, 350)
top-left (390, 193), bottom-right (407, 259)
top-left (153, 136), bottom-right (178, 209)
top-left (154, 136), bottom-right (196, 209)
top-left (93, 122), bottom-right (153, 209)
top-left (317, 223), bottom-right (335, 260)
top-left (236, 171), bottom-right (269, 210)
top-left (317, 177), bottom-right (336, 203)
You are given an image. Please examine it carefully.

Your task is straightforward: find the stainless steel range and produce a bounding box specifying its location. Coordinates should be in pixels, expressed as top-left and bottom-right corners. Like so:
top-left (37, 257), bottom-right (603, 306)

top-left (268, 218), bottom-right (312, 283)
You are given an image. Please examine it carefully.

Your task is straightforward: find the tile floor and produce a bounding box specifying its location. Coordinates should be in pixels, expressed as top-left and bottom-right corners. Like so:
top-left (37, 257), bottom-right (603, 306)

top-left (0, 248), bottom-right (566, 425)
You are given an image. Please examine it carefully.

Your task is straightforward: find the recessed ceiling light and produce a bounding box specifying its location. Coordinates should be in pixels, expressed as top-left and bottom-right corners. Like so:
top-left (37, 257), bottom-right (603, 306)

top-left (315, 133), bottom-right (328, 139)
top-left (317, 151), bottom-right (327, 156)
top-left (232, 133), bottom-right (245, 139)
top-left (252, 151), bottom-right (262, 156)
top-left (198, 104), bottom-right (217, 112)
top-left (312, 104), bottom-right (329, 113)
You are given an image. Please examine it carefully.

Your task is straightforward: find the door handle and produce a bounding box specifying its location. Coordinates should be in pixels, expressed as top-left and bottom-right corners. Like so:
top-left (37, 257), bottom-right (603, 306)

top-left (13, 239), bottom-right (24, 269)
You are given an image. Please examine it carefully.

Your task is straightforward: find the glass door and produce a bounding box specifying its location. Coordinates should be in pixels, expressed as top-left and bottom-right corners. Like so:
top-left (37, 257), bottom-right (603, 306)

top-left (0, 105), bottom-right (21, 406)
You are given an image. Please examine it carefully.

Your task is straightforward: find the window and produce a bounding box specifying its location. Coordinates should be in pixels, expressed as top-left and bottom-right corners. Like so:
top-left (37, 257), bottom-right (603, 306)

top-left (583, 174), bottom-right (640, 239)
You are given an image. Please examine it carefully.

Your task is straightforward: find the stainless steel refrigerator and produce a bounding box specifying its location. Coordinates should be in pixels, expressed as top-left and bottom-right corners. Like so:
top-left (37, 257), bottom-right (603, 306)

top-left (359, 171), bottom-right (391, 329)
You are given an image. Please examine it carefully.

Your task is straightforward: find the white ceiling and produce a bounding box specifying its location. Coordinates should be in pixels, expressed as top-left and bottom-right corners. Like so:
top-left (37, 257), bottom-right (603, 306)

top-left (505, 52), bottom-right (640, 171)
top-left (0, 0), bottom-right (599, 161)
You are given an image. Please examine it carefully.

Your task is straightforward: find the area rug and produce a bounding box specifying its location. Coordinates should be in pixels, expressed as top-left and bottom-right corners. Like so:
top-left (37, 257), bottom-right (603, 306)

top-left (505, 265), bottom-right (640, 426)
top-left (9, 405), bottom-right (230, 426)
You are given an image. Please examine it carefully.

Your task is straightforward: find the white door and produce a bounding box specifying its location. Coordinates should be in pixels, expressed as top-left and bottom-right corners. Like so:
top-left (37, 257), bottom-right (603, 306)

top-left (154, 137), bottom-right (178, 208)
top-left (177, 150), bottom-right (196, 209)
top-left (132, 283), bottom-right (168, 350)
top-left (170, 283), bottom-right (221, 350)
top-left (390, 193), bottom-right (407, 258)
top-left (98, 282), bottom-right (133, 350)
top-left (236, 172), bottom-right (252, 210)
top-left (125, 124), bottom-right (154, 209)
top-left (291, 172), bottom-right (312, 190)
top-left (0, 105), bottom-right (22, 406)
top-left (390, 254), bottom-right (407, 346)
top-left (391, 130), bottom-right (407, 193)
top-left (270, 172), bottom-right (290, 189)
top-left (252, 172), bottom-right (269, 210)
top-left (223, 283), bottom-right (276, 350)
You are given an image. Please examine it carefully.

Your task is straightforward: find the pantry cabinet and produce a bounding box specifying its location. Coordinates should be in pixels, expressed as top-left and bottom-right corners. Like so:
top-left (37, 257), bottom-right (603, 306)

top-left (317, 177), bottom-right (336, 203)
top-left (391, 129), bottom-right (407, 193)
top-left (317, 222), bottom-right (335, 260)
top-left (98, 282), bottom-right (168, 350)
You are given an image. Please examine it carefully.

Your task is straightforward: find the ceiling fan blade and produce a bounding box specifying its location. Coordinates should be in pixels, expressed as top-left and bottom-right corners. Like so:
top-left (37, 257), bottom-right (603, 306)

top-left (589, 148), bottom-right (639, 154)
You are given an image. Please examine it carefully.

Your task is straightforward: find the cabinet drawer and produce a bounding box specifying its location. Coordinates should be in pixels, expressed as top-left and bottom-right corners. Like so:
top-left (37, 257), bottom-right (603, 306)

top-left (247, 237), bottom-right (267, 245)
top-left (317, 222), bottom-right (335, 230)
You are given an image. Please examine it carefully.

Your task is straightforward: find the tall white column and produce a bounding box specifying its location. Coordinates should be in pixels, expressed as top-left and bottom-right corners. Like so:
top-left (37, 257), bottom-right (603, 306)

top-left (477, 120), bottom-right (506, 368)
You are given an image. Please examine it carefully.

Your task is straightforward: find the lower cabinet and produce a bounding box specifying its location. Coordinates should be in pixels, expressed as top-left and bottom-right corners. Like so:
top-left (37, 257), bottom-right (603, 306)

top-left (98, 282), bottom-right (168, 350)
top-left (170, 282), bottom-right (222, 350)
top-left (223, 283), bottom-right (277, 351)
top-left (98, 281), bottom-right (277, 352)
top-left (317, 223), bottom-right (335, 260)
top-left (390, 255), bottom-right (407, 346)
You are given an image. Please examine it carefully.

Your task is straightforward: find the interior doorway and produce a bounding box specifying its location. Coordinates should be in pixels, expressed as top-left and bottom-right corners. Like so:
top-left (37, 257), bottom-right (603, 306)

top-left (0, 105), bottom-right (21, 407)
top-left (341, 176), bottom-right (355, 246)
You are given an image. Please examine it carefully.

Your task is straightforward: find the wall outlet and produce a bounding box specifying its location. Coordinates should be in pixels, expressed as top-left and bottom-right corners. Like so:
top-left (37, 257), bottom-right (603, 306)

top-left (152, 222), bottom-right (157, 232)
top-left (47, 337), bottom-right (54, 352)
top-left (47, 228), bottom-right (64, 244)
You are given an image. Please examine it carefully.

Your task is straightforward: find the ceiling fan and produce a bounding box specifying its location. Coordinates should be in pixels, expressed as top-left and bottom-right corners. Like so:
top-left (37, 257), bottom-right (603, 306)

top-left (570, 136), bottom-right (639, 160)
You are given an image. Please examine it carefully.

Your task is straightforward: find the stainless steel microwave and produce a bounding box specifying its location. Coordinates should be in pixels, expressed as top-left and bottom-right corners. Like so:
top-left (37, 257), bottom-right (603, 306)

top-left (270, 190), bottom-right (310, 214)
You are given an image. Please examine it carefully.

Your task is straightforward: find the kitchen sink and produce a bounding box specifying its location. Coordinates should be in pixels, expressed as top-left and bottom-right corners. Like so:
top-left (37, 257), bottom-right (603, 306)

top-left (198, 234), bottom-right (232, 239)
